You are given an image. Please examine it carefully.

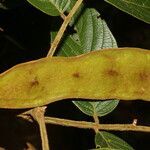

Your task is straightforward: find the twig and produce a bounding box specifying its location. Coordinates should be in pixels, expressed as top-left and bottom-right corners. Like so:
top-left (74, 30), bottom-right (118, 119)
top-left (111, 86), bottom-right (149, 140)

top-left (47, 0), bottom-right (83, 56)
top-left (93, 113), bottom-right (100, 133)
top-left (60, 13), bottom-right (66, 20)
top-left (45, 116), bottom-right (150, 133)
top-left (26, 142), bottom-right (36, 150)
top-left (29, 107), bottom-right (50, 150)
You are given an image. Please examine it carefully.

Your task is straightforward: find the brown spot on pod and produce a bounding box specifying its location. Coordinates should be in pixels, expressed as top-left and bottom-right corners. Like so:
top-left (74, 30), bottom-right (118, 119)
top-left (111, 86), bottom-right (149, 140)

top-left (107, 69), bottom-right (119, 76)
top-left (30, 77), bottom-right (39, 87)
top-left (139, 71), bottom-right (149, 81)
top-left (0, 48), bottom-right (149, 109)
top-left (72, 72), bottom-right (80, 78)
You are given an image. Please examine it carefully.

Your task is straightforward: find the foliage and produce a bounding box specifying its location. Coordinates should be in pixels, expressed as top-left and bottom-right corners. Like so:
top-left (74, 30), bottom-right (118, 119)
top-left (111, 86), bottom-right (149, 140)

top-left (0, 0), bottom-right (149, 149)
top-left (95, 131), bottom-right (134, 150)
top-left (26, 0), bottom-right (150, 24)
top-left (106, 0), bottom-right (150, 24)
top-left (27, 0), bottom-right (70, 16)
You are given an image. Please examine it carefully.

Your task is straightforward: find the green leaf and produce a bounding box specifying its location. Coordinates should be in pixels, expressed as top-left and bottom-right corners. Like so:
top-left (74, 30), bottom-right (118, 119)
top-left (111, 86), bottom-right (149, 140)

top-left (51, 31), bottom-right (83, 56)
top-left (53, 8), bottom-right (119, 117)
top-left (73, 100), bottom-right (119, 117)
top-left (56, 8), bottom-right (117, 56)
top-left (27, 0), bottom-right (70, 16)
top-left (95, 131), bottom-right (134, 150)
top-left (92, 148), bottom-right (120, 150)
top-left (105, 0), bottom-right (150, 24)
top-left (75, 8), bottom-right (117, 51)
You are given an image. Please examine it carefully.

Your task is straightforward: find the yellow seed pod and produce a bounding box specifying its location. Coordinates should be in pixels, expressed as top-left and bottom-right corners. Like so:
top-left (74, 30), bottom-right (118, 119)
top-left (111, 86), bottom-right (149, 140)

top-left (0, 48), bottom-right (149, 109)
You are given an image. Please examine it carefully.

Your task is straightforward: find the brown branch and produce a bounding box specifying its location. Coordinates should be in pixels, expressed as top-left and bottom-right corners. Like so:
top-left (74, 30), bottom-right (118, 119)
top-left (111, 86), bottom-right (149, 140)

top-left (47, 0), bottom-right (83, 57)
top-left (93, 113), bottom-right (100, 133)
top-left (45, 116), bottom-right (150, 133)
top-left (28, 107), bottom-right (50, 150)
top-left (60, 13), bottom-right (66, 20)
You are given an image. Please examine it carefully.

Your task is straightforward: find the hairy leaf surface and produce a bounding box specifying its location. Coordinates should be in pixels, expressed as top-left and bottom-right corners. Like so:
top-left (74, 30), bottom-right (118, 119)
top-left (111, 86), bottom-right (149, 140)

top-left (27, 0), bottom-right (70, 16)
top-left (106, 0), bottom-right (150, 23)
top-left (95, 131), bottom-right (134, 150)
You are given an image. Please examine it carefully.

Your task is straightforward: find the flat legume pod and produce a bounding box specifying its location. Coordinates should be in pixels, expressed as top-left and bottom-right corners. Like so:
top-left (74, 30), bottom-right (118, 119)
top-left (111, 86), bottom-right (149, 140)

top-left (0, 48), bottom-right (149, 109)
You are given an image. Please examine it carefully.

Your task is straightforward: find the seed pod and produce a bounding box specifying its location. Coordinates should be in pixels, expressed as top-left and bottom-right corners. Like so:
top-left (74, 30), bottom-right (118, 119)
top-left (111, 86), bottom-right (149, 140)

top-left (0, 48), bottom-right (149, 109)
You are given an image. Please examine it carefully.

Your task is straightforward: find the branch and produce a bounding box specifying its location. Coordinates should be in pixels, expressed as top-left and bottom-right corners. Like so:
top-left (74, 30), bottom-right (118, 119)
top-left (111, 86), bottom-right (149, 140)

top-left (93, 113), bottom-right (100, 133)
top-left (60, 13), bottom-right (66, 20)
top-left (26, 107), bottom-right (50, 150)
top-left (45, 116), bottom-right (150, 133)
top-left (47, 0), bottom-right (83, 56)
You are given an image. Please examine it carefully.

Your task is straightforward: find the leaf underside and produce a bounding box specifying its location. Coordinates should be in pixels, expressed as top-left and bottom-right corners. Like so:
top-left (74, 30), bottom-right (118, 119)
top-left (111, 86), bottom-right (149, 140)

top-left (106, 0), bottom-right (150, 24)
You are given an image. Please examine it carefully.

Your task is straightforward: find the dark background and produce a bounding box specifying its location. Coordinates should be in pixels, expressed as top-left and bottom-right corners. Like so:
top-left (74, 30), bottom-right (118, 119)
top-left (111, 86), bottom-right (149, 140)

top-left (0, 0), bottom-right (150, 149)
